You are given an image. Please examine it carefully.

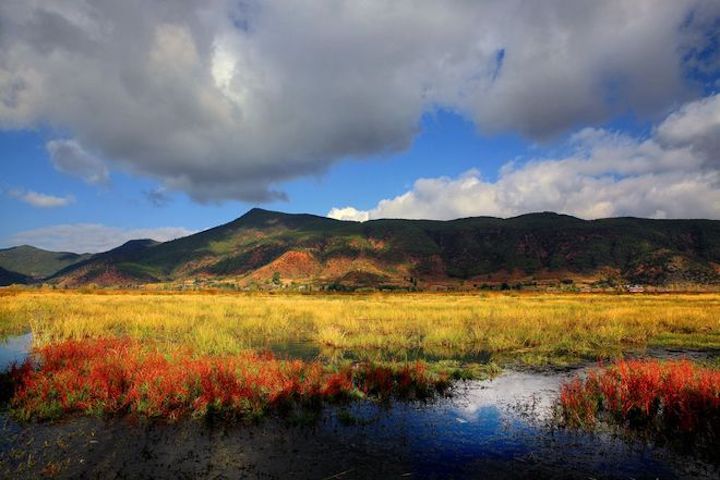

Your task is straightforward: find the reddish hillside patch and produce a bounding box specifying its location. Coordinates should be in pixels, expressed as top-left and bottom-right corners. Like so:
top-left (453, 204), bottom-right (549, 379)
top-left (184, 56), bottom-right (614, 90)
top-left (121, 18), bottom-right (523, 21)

top-left (322, 256), bottom-right (405, 281)
top-left (58, 265), bottom-right (154, 287)
top-left (252, 250), bottom-right (322, 280)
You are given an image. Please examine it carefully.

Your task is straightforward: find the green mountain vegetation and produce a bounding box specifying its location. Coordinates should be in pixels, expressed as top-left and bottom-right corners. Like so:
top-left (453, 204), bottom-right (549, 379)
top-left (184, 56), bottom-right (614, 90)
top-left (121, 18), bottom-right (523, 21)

top-left (0, 245), bottom-right (91, 280)
top-left (0, 266), bottom-right (31, 286)
top-left (38, 208), bottom-right (720, 289)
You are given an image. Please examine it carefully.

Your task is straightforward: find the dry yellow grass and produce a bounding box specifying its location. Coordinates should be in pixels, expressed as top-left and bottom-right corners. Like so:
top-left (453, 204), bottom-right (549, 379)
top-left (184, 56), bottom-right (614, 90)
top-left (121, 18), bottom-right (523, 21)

top-left (1, 291), bottom-right (719, 366)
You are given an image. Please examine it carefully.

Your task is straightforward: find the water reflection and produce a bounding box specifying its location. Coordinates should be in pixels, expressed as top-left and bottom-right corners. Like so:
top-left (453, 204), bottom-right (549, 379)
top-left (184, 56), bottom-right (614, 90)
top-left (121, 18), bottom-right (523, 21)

top-left (1, 366), bottom-right (717, 478)
top-left (1, 333), bottom-right (718, 478)
top-left (0, 332), bottom-right (32, 371)
top-left (452, 370), bottom-right (570, 421)
top-left (324, 370), bottom-right (707, 479)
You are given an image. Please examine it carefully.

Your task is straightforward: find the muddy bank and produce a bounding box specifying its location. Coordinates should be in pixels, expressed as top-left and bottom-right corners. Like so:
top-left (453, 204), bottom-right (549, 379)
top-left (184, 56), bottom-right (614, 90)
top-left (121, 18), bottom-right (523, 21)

top-left (2, 369), bottom-right (718, 480)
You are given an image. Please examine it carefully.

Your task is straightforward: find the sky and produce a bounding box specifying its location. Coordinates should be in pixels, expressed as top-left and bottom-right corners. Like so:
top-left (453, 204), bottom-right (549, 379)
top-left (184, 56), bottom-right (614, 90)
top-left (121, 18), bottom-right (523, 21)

top-left (1, 1), bottom-right (720, 253)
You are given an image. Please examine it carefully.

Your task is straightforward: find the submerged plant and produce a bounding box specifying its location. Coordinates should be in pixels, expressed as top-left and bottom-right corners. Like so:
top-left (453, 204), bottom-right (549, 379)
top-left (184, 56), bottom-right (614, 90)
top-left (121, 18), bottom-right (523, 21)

top-left (3, 337), bottom-right (453, 421)
top-left (559, 359), bottom-right (720, 436)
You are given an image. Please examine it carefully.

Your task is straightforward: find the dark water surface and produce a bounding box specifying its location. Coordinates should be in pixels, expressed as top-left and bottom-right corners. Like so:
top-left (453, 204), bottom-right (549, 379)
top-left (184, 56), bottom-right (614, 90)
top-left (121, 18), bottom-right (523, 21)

top-left (0, 333), bottom-right (32, 372)
top-left (2, 368), bottom-right (718, 479)
top-left (1, 335), bottom-right (718, 479)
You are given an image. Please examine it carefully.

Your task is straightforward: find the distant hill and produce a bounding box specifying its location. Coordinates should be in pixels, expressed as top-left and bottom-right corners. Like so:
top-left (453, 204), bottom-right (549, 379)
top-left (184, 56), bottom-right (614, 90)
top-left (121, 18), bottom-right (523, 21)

top-left (39, 208), bottom-right (720, 289)
top-left (0, 245), bottom-right (91, 279)
top-left (0, 266), bottom-right (32, 286)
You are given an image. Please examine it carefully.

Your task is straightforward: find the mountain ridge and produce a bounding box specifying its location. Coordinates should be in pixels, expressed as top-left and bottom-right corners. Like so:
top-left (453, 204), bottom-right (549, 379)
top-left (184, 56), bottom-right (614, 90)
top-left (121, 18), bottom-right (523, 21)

top-left (0, 245), bottom-right (91, 282)
top-left (3, 209), bottom-right (720, 289)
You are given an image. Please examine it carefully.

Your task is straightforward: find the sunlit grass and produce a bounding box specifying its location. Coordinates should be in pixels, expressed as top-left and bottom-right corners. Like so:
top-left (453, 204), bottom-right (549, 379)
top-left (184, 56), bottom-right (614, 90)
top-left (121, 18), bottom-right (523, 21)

top-left (1, 291), bottom-right (719, 366)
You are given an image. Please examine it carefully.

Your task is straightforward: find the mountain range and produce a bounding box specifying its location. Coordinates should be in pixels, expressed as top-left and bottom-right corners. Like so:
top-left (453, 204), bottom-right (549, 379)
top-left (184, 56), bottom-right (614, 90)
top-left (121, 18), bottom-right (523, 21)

top-left (2, 208), bottom-right (719, 289)
top-left (0, 245), bottom-right (91, 285)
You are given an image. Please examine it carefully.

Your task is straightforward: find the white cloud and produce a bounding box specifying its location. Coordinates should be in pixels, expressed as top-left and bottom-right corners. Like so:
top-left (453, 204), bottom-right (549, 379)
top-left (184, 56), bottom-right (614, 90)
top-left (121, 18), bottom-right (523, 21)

top-left (1, 1), bottom-right (718, 201)
top-left (46, 139), bottom-right (109, 185)
top-left (329, 94), bottom-right (720, 221)
top-left (655, 93), bottom-right (720, 163)
top-left (6, 224), bottom-right (197, 253)
top-left (9, 189), bottom-right (75, 207)
top-left (327, 206), bottom-right (370, 222)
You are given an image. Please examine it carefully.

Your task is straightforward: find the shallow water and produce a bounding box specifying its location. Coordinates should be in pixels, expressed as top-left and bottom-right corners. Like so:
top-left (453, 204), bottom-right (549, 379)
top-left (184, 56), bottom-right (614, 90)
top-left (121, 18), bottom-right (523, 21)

top-left (0, 333), bottom-right (32, 372)
top-left (1, 335), bottom-right (718, 478)
top-left (1, 367), bottom-right (717, 479)
top-left (264, 339), bottom-right (495, 365)
top-left (321, 370), bottom-right (716, 479)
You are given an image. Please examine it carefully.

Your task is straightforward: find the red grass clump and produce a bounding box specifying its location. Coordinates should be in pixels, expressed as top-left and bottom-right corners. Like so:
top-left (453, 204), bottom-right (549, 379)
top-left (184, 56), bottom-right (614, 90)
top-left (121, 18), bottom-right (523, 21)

top-left (560, 359), bottom-right (720, 434)
top-left (4, 338), bottom-right (446, 421)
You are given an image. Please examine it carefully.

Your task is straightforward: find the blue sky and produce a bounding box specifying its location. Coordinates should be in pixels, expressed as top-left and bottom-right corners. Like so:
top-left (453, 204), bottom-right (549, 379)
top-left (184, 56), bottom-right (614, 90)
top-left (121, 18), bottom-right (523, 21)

top-left (1, 1), bottom-right (719, 252)
top-left (0, 110), bottom-right (527, 239)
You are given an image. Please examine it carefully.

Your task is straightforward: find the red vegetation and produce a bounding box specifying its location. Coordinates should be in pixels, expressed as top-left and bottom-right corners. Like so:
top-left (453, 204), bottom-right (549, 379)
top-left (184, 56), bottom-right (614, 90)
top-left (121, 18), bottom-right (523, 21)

top-left (560, 359), bottom-right (720, 435)
top-left (4, 338), bottom-right (447, 421)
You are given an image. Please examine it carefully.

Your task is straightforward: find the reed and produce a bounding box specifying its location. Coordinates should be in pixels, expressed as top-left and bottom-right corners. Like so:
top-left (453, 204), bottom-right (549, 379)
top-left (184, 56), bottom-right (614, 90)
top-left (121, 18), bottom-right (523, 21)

top-left (1, 291), bottom-right (719, 366)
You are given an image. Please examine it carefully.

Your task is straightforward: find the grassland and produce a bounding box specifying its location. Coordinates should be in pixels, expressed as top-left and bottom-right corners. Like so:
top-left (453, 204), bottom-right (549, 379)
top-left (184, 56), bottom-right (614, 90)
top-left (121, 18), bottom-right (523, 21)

top-left (1, 291), bottom-right (719, 367)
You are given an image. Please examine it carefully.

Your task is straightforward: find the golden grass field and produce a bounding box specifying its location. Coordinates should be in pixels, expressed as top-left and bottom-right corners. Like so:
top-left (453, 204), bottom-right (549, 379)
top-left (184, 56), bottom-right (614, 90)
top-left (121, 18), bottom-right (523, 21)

top-left (1, 290), bottom-right (719, 367)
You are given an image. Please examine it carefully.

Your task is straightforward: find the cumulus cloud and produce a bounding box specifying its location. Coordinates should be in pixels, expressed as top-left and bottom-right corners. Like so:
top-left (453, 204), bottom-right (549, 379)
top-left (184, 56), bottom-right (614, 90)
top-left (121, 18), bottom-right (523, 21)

top-left (46, 139), bottom-right (109, 185)
top-left (328, 94), bottom-right (720, 221)
top-left (6, 224), bottom-right (197, 253)
top-left (1, 1), bottom-right (718, 201)
top-left (8, 189), bottom-right (74, 208)
top-left (655, 94), bottom-right (720, 162)
top-left (326, 207), bottom-right (370, 222)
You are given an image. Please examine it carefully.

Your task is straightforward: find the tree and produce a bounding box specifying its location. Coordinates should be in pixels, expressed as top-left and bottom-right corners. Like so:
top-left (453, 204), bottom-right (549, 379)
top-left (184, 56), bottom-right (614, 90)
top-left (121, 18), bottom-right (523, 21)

top-left (272, 271), bottom-right (281, 285)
